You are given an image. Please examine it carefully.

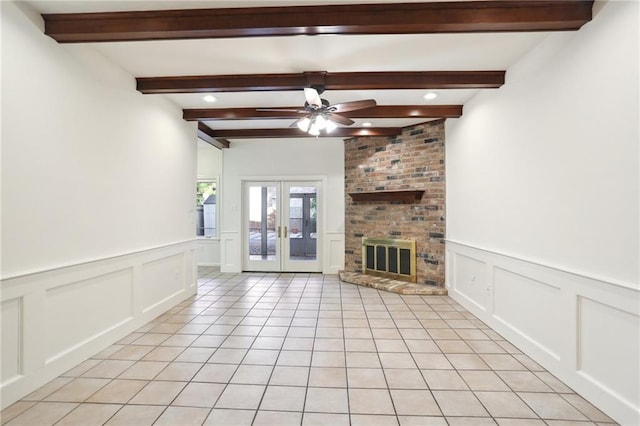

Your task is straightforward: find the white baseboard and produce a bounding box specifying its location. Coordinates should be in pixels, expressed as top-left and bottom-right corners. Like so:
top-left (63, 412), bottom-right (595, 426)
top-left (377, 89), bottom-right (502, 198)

top-left (0, 240), bottom-right (198, 409)
top-left (446, 240), bottom-right (639, 426)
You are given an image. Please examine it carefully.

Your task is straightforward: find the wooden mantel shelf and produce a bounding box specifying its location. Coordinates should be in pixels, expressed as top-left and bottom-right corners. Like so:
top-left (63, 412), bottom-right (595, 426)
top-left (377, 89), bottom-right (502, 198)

top-left (349, 190), bottom-right (424, 202)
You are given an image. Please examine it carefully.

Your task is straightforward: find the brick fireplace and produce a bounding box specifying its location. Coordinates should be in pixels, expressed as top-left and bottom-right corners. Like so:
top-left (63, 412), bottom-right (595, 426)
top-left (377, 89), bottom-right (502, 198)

top-left (344, 119), bottom-right (445, 287)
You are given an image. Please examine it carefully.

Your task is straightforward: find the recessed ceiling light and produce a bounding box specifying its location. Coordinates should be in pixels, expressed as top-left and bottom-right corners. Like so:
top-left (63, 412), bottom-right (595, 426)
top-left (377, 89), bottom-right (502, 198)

top-left (362, 122), bottom-right (372, 127)
top-left (423, 92), bottom-right (438, 100)
top-left (203, 95), bottom-right (217, 103)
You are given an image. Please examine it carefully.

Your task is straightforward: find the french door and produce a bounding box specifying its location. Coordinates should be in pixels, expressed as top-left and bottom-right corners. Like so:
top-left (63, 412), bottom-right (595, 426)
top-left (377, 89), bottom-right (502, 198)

top-left (243, 180), bottom-right (321, 272)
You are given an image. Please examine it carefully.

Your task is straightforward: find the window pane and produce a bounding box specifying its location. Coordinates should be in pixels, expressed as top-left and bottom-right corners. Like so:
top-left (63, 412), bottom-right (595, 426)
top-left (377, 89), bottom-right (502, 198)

top-left (197, 181), bottom-right (217, 237)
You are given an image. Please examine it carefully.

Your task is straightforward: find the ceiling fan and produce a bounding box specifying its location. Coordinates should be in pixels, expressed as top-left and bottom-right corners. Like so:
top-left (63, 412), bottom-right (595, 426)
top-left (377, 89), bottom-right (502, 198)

top-left (262, 87), bottom-right (376, 136)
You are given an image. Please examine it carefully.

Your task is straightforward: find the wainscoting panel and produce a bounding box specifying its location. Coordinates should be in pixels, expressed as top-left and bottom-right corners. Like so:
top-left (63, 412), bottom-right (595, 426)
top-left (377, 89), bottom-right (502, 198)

top-left (1, 298), bottom-right (22, 385)
top-left (197, 238), bottom-right (220, 267)
top-left (578, 296), bottom-right (640, 415)
top-left (220, 231), bottom-right (241, 273)
top-left (45, 269), bottom-right (134, 363)
top-left (324, 232), bottom-right (345, 275)
top-left (493, 268), bottom-right (562, 360)
top-left (141, 254), bottom-right (185, 313)
top-left (446, 240), bottom-right (640, 425)
top-left (0, 240), bottom-right (197, 410)
top-left (451, 253), bottom-right (490, 312)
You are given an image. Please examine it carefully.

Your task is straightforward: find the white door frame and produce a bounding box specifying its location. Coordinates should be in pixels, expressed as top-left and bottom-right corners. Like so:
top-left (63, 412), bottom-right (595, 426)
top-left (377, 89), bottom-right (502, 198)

top-left (242, 176), bottom-right (325, 273)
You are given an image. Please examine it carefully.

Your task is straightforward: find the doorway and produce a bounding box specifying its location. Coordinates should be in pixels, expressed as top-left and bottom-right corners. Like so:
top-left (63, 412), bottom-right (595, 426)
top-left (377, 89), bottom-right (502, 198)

top-left (243, 180), bottom-right (321, 272)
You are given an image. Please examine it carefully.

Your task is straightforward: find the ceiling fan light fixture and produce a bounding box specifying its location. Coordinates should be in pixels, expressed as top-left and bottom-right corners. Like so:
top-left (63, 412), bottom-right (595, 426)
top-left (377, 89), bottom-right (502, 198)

top-left (297, 116), bottom-right (311, 132)
top-left (308, 124), bottom-right (321, 136)
top-left (314, 115), bottom-right (327, 130)
top-left (325, 119), bottom-right (338, 133)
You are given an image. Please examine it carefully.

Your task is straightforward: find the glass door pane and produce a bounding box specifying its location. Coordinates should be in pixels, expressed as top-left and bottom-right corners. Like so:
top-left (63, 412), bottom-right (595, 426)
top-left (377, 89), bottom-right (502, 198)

top-left (284, 184), bottom-right (320, 272)
top-left (244, 182), bottom-right (280, 271)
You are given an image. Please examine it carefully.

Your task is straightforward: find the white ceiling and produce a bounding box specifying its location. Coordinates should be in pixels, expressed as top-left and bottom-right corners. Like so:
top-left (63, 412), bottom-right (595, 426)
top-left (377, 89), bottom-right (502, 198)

top-left (25, 0), bottom-right (552, 140)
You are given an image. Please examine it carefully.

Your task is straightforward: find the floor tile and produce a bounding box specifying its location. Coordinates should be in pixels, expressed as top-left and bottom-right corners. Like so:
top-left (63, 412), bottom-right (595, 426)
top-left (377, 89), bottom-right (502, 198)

top-left (154, 362), bottom-right (202, 381)
top-left (153, 406), bottom-right (210, 426)
top-left (346, 352), bottom-right (381, 368)
top-left (44, 378), bottom-right (110, 402)
top-left (347, 368), bottom-right (387, 388)
top-left (349, 388), bottom-right (395, 415)
top-left (260, 385), bottom-right (307, 411)
top-left (350, 414), bottom-right (399, 425)
top-left (86, 379), bottom-right (147, 404)
top-left (22, 378), bottom-right (73, 401)
top-left (117, 361), bottom-right (168, 380)
top-left (384, 368), bottom-right (428, 389)
top-left (172, 382), bottom-right (225, 408)
top-left (55, 403), bottom-right (121, 426)
top-left (6, 402), bottom-right (79, 426)
top-left (302, 412), bottom-right (351, 426)
top-left (518, 392), bottom-right (589, 421)
top-left (230, 364), bottom-right (274, 384)
top-left (309, 367), bottom-right (347, 387)
top-left (253, 410), bottom-right (302, 425)
top-left (560, 394), bottom-right (615, 423)
top-left (311, 351), bottom-right (346, 368)
top-left (242, 349), bottom-right (280, 365)
top-left (422, 369), bottom-right (469, 390)
top-left (304, 387), bottom-right (349, 413)
top-left (128, 381), bottom-right (186, 405)
top-left (475, 391), bottom-right (538, 418)
top-left (103, 405), bottom-right (164, 426)
top-left (81, 360), bottom-right (135, 378)
top-left (203, 408), bottom-right (255, 425)
top-left (432, 390), bottom-right (489, 417)
top-left (397, 415), bottom-right (448, 425)
top-left (215, 384), bottom-right (266, 409)
top-left (391, 389), bottom-right (441, 416)
top-left (193, 363), bottom-right (237, 383)
top-left (497, 370), bottom-right (553, 392)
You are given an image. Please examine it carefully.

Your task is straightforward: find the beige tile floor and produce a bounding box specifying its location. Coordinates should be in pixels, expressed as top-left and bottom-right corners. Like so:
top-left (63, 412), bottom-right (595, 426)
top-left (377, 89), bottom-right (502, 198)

top-left (1, 267), bottom-right (617, 426)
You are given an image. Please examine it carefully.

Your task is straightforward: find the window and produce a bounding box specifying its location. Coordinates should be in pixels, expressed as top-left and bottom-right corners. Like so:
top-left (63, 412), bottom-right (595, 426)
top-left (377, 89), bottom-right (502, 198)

top-left (196, 181), bottom-right (216, 237)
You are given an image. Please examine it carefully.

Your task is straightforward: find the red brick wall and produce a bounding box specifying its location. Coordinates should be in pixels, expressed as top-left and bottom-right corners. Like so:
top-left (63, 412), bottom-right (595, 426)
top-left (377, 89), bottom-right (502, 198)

top-left (344, 120), bottom-right (445, 286)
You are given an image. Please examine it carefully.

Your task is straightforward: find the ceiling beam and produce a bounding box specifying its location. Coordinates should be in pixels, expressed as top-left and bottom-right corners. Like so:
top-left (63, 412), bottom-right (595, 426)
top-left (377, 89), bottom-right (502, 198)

top-left (197, 122), bottom-right (230, 149)
top-left (43, 1), bottom-right (593, 43)
top-left (138, 71), bottom-right (504, 94)
top-left (184, 105), bottom-right (463, 121)
top-left (205, 127), bottom-right (402, 139)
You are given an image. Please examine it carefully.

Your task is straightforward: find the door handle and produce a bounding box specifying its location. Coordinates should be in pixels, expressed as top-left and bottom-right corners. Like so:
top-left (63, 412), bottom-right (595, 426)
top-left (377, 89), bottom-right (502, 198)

top-left (284, 226), bottom-right (288, 238)
top-left (277, 226), bottom-right (281, 238)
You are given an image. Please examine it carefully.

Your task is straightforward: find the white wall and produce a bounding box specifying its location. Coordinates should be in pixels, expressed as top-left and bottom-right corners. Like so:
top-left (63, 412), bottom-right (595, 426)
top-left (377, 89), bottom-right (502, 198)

top-left (220, 138), bottom-right (345, 274)
top-left (197, 140), bottom-right (223, 265)
top-left (1, 1), bottom-right (197, 278)
top-left (1, 2), bottom-right (198, 408)
top-left (445, 1), bottom-right (639, 424)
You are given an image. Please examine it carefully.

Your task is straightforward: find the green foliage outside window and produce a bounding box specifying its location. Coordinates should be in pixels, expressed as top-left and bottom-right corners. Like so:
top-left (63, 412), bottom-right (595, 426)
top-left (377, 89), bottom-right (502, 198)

top-left (197, 182), bottom-right (216, 206)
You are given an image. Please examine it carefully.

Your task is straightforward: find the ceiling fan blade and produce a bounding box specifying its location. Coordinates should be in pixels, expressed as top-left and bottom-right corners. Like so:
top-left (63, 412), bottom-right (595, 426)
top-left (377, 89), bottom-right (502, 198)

top-left (304, 87), bottom-right (322, 108)
top-left (329, 113), bottom-right (355, 126)
top-left (331, 99), bottom-right (377, 113)
top-left (256, 108), bottom-right (305, 112)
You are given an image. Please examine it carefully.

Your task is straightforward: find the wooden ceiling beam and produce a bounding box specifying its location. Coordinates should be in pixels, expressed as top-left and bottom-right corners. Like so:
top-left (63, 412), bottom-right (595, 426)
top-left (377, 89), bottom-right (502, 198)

top-left (184, 105), bottom-right (463, 121)
top-left (206, 127), bottom-right (402, 139)
top-left (197, 122), bottom-right (230, 149)
top-left (43, 1), bottom-right (593, 43)
top-left (138, 71), bottom-right (504, 94)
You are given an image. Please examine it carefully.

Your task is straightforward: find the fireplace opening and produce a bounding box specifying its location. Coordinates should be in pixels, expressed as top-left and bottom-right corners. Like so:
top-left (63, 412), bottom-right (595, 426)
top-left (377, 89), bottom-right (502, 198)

top-left (362, 237), bottom-right (417, 283)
